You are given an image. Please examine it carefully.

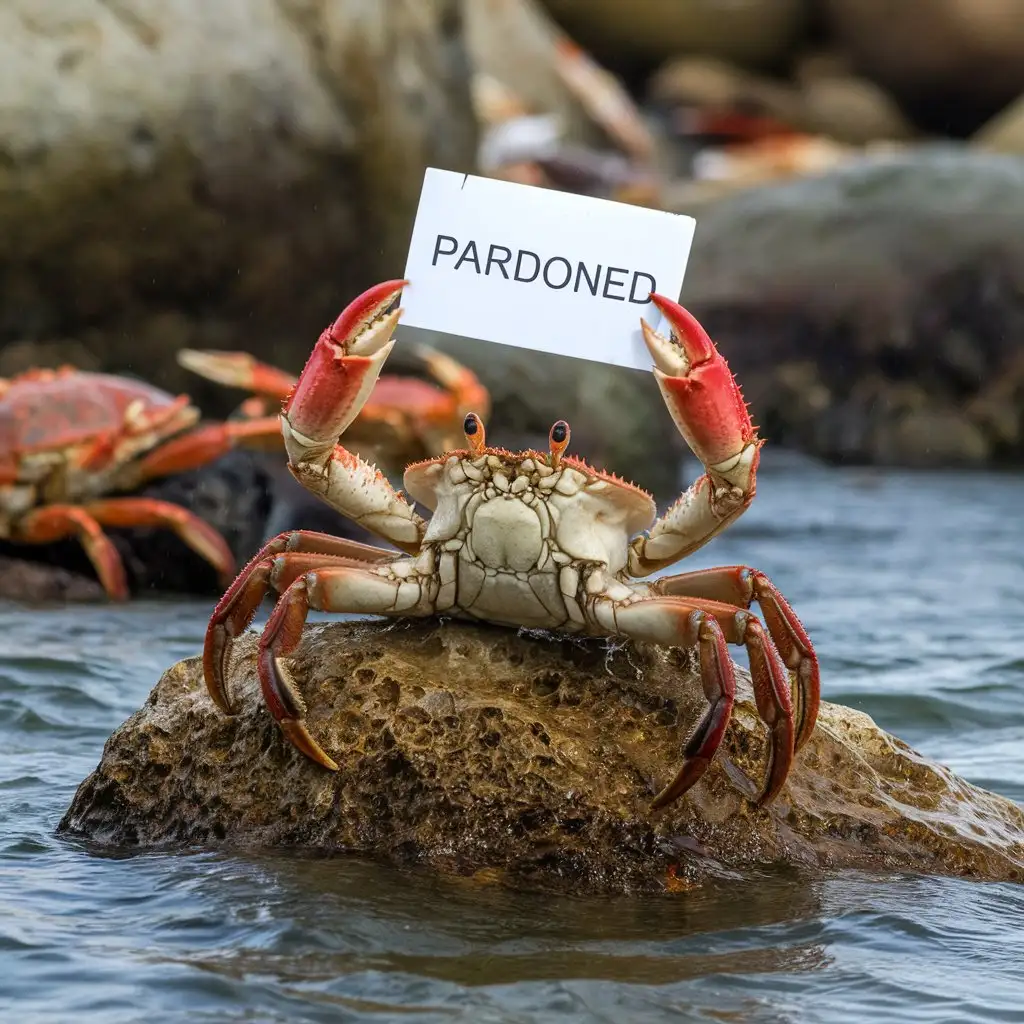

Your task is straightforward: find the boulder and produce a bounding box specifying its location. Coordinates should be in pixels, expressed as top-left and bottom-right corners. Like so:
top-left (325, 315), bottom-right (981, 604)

top-left (974, 93), bottom-right (1024, 155)
top-left (674, 146), bottom-right (1024, 467)
top-left (539, 0), bottom-right (810, 72)
top-left (824, 0), bottom-right (1024, 135)
top-left (0, 0), bottom-right (476, 413)
top-left (60, 619), bottom-right (1024, 892)
top-left (0, 554), bottom-right (105, 603)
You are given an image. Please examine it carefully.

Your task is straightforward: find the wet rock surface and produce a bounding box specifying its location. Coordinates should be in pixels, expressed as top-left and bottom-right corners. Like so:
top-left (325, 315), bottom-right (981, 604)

top-left (61, 619), bottom-right (1024, 892)
top-left (680, 147), bottom-right (1024, 467)
top-left (0, 0), bottom-right (476, 415)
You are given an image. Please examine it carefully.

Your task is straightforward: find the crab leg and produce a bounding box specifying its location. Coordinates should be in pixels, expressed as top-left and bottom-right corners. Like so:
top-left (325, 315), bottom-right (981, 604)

top-left (203, 531), bottom-right (397, 713)
top-left (629, 295), bottom-right (761, 577)
top-left (611, 598), bottom-right (737, 809)
top-left (14, 504), bottom-right (129, 600)
top-left (407, 343), bottom-right (492, 420)
top-left (645, 591), bottom-right (794, 804)
top-left (282, 280), bottom-right (427, 552)
top-left (131, 416), bottom-right (285, 482)
top-left (176, 349), bottom-right (297, 402)
top-left (655, 567), bottom-right (819, 751)
top-left (257, 565), bottom-right (430, 768)
top-left (83, 498), bottom-right (235, 588)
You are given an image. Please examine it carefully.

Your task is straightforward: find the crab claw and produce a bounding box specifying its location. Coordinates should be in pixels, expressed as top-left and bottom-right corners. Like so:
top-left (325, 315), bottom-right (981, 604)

top-left (283, 279), bottom-right (407, 450)
top-left (641, 294), bottom-right (758, 476)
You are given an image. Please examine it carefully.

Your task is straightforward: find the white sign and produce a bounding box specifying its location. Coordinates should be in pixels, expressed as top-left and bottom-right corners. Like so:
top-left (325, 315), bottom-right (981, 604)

top-left (400, 168), bottom-right (696, 372)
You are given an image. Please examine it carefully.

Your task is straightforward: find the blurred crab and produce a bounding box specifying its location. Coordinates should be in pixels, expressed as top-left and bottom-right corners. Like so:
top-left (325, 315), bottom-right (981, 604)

top-left (178, 340), bottom-right (490, 473)
top-left (0, 367), bottom-right (278, 600)
top-left (202, 281), bottom-right (820, 810)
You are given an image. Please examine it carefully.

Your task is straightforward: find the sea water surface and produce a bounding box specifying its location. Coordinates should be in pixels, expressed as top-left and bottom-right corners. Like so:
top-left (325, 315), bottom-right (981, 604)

top-left (2, 460), bottom-right (1023, 1023)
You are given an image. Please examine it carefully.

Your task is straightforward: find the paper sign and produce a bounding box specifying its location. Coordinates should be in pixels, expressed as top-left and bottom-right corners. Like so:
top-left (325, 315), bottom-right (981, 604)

top-left (400, 168), bottom-right (696, 372)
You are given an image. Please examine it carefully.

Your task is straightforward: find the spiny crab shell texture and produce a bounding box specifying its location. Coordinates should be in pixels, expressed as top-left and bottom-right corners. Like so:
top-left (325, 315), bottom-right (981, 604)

top-left (203, 280), bottom-right (820, 813)
top-left (401, 448), bottom-right (657, 629)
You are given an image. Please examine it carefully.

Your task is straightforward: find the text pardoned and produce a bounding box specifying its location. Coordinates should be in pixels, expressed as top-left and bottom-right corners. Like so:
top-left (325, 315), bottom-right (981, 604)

top-left (400, 169), bottom-right (697, 372)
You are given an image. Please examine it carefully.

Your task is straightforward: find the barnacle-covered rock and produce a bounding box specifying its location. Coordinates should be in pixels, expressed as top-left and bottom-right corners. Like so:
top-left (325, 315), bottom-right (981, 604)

top-left (60, 619), bottom-right (1024, 892)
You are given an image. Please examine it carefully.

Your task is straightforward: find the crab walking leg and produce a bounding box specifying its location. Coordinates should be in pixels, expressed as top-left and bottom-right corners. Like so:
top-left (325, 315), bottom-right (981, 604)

top-left (257, 566), bottom-right (432, 769)
top-left (282, 280), bottom-right (427, 552)
top-left (131, 416), bottom-right (285, 483)
top-left (177, 349), bottom-right (298, 402)
top-left (409, 343), bottom-right (492, 420)
top-left (14, 504), bottom-right (129, 600)
top-left (82, 498), bottom-right (235, 587)
top-left (629, 295), bottom-right (761, 577)
top-left (649, 591), bottom-right (795, 804)
top-left (655, 566), bottom-right (819, 750)
top-left (611, 599), bottom-right (737, 809)
top-left (203, 531), bottom-right (397, 713)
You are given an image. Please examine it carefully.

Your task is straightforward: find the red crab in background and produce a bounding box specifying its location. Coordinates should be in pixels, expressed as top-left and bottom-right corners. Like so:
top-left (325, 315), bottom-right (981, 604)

top-left (0, 367), bottom-right (280, 600)
top-left (177, 341), bottom-right (491, 473)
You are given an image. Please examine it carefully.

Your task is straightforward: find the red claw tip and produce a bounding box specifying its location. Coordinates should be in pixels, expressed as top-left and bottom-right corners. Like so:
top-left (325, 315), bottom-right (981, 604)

top-left (327, 279), bottom-right (407, 344)
top-left (649, 293), bottom-right (716, 366)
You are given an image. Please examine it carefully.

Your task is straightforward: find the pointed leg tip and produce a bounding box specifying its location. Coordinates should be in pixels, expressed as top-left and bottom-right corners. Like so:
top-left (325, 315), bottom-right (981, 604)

top-left (203, 678), bottom-right (237, 717)
top-left (280, 719), bottom-right (339, 771)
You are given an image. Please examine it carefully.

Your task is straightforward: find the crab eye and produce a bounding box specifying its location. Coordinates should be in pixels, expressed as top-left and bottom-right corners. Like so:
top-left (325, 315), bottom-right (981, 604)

top-left (464, 411), bottom-right (486, 454)
top-left (548, 419), bottom-right (570, 466)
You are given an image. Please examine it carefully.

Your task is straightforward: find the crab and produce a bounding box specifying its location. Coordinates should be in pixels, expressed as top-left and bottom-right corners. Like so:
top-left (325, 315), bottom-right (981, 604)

top-left (177, 339), bottom-right (490, 472)
top-left (0, 367), bottom-right (280, 600)
top-left (203, 280), bottom-right (820, 809)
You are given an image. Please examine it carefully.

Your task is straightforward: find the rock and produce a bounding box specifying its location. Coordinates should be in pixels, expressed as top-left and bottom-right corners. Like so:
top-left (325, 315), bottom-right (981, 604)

top-left (673, 146), bottom-right (1024, 467)
top-left (0, 0), bottom-right (476, 416)
top-left (824, 0), bottom-right (1024, 135)
top-left (60, 619), bottom-right (1024, 891)
top-left (648, 57), bottom-right (915, 147)
top-left (974, 93), bottom-right (1024, 154)
top-left (800, 75), bottom-right (916, 145)
top-left (0, 555), bottom-right (105, 603)
top-left (539, 0), bottom-right (810, 72)
top-left (647, 56), bottom-right (804, 128)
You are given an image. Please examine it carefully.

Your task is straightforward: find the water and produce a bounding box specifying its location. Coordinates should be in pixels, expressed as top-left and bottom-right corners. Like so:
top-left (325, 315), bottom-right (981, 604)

top-left (2, 461), bottom-right (1024, 1023)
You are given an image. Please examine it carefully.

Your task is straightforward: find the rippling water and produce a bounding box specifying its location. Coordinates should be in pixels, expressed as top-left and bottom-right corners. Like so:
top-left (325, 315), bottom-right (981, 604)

top-left (2, 460), bottom-right (1024, 1023)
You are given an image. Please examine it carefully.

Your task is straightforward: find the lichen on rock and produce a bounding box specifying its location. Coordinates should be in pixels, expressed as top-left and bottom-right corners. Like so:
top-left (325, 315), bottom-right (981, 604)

top-left (60, 618), bottom-right (1024, 892)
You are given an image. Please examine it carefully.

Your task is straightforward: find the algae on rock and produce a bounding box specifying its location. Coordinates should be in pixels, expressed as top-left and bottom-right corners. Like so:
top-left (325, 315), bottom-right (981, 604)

top-left (60, 619), bottom-right (1024, 892)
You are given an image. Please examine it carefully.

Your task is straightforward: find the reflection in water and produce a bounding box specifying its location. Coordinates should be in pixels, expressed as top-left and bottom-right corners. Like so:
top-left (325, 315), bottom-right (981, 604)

top-left (1, 465), bottom-right (1024, 1022)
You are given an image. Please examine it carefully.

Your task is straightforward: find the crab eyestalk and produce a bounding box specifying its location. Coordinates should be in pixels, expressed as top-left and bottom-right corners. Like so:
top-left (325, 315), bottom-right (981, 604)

top-left (548, 419), bottom-right (570, 467)
top-left (463, 412), bottom-right (486, 455)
